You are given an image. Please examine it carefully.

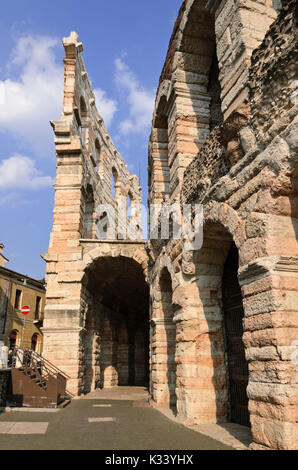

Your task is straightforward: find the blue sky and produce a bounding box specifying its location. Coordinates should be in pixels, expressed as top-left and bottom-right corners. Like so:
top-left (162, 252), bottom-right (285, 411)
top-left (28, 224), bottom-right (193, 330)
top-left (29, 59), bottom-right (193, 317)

top-left (0, 0), bottom-right (181, 279)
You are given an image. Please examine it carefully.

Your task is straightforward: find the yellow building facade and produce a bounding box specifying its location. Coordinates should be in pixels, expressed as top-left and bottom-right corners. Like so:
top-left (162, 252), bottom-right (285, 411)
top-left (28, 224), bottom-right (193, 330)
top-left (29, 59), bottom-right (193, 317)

top-left (0, 244), bottom-right (45, 353)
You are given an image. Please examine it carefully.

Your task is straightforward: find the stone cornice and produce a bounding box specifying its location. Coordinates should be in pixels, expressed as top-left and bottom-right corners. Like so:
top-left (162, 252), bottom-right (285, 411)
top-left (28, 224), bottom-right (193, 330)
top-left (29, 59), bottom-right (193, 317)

top-left (41, 327), bottom-right (84, 334)
top-left (150, 318), bottom-right (175, 326)
top-left (79, 239), bottom-right (145, 245)
top-left (53, 184), bottom-right (82, 191)
top-left (275, 256), bottom-right (298, 273)
top-left (239, 256), bottom-right (298, 286)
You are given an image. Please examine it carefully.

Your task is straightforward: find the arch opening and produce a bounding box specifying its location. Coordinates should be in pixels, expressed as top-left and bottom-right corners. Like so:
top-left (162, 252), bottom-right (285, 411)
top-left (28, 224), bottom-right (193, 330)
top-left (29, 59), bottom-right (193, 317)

top-left (80, 96), bottom-right (88, 118)
top-left (150, 95), bottom-right (169, 204)
top-left (222, 243), bottom-right (250, 427)
top-left (188, 221), bottom-right (250, 426)
top-left (127, 191), bottom-right (132, 220)
top-left (77, 96), bottom-right (89, 145)
top-left (82, 256), bottom-right (149, 393)
top-left (31, 334), bottom-right (38, 352)
top-left (181, 3), bottom-right (223, 132)
top-left (208, 50), bottom-right (224, 129)
top-left (95, 138), bottom-right (101, 163)
top-left (112, 167), bottom-right (118, 200)
top-left (9, 330), bottom-right (18, 350)
top-left (159, 267), bottom-right (177, 414)
top-left (83, 184), bottom-right (96, 239)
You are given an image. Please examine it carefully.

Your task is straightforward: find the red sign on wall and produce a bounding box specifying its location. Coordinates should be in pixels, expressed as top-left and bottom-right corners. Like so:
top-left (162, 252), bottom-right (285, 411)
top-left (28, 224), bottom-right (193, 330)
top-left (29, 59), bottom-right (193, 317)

top-left (21, 306), bottom-right (30, 316)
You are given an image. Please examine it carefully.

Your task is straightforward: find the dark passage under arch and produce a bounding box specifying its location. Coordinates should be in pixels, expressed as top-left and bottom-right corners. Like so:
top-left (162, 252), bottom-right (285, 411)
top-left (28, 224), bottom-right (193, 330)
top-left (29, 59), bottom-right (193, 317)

top-left (222, 243), bottom-right (250, 427)
top-left (82, 256), bottom-right (149, 392)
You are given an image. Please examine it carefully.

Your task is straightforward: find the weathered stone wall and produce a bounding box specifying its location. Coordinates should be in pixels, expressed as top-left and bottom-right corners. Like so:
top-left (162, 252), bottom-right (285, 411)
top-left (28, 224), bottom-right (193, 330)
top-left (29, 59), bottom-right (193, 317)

top-left (148, 0), bottom-right (298, 451)
top-left (249, 0), bottom-right (298, 139)
top-left (212, 0), bottom-right (277, 119)
top-left (148, 0), bottom-right (277, 206)
top-left (43, 0), bottom-right (297, 451)
top-left (43, 32), bottom-right (146, 395)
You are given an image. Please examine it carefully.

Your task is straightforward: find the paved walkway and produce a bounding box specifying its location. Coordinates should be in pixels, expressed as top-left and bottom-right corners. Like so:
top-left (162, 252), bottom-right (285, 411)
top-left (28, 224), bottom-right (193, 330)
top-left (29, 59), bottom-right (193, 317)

top-left (152, 405), bottom-right (251, 450)
top-left (0, 388), bottom-right (234, 450)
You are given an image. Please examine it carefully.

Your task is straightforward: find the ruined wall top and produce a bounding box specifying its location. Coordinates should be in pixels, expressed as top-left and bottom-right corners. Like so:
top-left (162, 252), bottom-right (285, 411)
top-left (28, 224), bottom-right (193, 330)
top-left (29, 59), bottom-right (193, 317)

top-left (249, 0), bottom-right (298, 138)
top-left (154, 0), bottom-right (278, 122)
top-left (148, 0), bottom-right (279, 207)
top-left (51, 32), bottom-right (142, 234)
top-left (181, 0), bottom-right (297, 205)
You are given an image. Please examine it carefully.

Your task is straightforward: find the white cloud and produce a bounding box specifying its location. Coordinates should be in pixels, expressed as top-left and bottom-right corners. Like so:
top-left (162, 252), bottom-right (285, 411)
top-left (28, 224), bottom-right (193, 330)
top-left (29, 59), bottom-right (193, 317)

top-left (0, 154), bottom-right (54, 189)
top-left (94, 88), bottom-right (118, 127)
top-left (0, 35), bottom-right (64, 154)
top-left (114, 58), bottom-right (155, 135)
top-left (0, 35), bottom-right (119, 152)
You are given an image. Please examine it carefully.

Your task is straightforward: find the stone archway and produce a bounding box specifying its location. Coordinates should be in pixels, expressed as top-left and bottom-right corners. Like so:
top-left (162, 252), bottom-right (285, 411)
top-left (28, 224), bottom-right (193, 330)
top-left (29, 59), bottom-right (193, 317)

top-left (82, 242), bottom-right (148, 282)
top-left (154, 267), bottom-right (177, 413)
top-left (175, 207), bottom-right (249, 426)
top-left (81, 254), bottom-right (149, 393)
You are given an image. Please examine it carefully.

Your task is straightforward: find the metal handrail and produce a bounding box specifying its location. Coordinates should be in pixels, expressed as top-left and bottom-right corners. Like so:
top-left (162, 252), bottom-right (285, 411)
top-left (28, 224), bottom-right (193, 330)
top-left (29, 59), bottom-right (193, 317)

top-left (12, 347), bottom-right (70, 380)
top-left (32, 351), bottom-right (70, 379)
top-left (13, 348), bottom-right (47, 390)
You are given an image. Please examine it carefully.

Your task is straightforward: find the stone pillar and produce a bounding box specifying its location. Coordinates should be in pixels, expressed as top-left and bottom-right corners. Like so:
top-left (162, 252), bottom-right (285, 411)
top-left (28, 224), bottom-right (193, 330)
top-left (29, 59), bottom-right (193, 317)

top-left (173, 282), bottom-right (228, 425)
top-left (239, 257), bottom-right (298, 450)
top-left (134, 330), bottom-right (146, 385)
top-left (167, 87), bottom-right (211, 202)
top-left (237, 204), bottom-right (298, 450)
top-left (99, 319), bottom-right (118, 388)
top-left (42, 146), bottom-right (86, 395)
top-left (149, 128), bottom-right (169, 205)
top-left (118, 344), bottom-right (129, 385)
top-left (100, 343), bottom-right (118, 388)
top-left (42, 324), bottom-right (83, 395)
top-left (82, 308), bottom-right (101, 393)
top-left (117, 324), bottom-right (129, 385)
top-left (213, 0), bottom-right (277, 118)
top-left (92, 332), bottom-right (101, 390)
top-left (150, 318), bottom-right (173, 406)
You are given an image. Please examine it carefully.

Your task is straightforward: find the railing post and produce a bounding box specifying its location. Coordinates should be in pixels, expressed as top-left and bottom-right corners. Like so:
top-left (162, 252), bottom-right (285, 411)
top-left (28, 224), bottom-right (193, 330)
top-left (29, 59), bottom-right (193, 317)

top-left (15, 349), bottom-right (24, 368)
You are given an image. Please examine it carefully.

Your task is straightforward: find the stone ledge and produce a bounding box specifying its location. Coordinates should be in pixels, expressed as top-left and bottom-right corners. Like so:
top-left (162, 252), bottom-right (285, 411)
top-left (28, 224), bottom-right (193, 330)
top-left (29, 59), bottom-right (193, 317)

top-left (79, 239), bottom-right (146, 245)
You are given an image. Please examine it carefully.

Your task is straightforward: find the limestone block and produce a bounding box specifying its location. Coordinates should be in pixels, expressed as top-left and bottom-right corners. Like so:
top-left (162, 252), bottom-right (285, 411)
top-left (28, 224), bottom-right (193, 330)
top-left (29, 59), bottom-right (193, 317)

top-left (247, 381), bottom-right (297, 405)
top-left (249, 399), bottom-right (297, 422)
top-left (57, 271), bottom-right (83, 283)
top-left (245, 346), bottom-right (280, 362)
top-left (250, 415), bottom-right (297, 450)
top-left (249, 360), bottom-right (298, 384)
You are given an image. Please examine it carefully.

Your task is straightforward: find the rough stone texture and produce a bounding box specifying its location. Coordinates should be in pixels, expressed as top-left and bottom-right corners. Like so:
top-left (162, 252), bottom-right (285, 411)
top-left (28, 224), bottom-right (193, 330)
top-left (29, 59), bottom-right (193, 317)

top-left (249, 0), bottom-right (298, 140)
top-left (181, 127), bottom-right (228, 205)
top-left (43, 0), bottom-right (298, 451)
top-left (42, 32), bottom-right (149, 396)
top-left (147, 0), bottom-right (298, 451)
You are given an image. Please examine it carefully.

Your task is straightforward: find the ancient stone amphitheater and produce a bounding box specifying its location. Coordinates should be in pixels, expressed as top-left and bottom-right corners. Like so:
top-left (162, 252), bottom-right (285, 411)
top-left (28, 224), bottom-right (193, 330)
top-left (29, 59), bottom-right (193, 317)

top-left (42, 0), bottom-right (297, 450)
